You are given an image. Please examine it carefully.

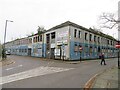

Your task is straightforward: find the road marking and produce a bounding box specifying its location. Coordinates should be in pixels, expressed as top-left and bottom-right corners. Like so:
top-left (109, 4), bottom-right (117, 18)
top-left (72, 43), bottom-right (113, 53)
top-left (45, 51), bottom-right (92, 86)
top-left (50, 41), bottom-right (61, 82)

top-left (0, 66), bottom-right (74, 85)
top-left (6, 64), bottom-right (23, 71)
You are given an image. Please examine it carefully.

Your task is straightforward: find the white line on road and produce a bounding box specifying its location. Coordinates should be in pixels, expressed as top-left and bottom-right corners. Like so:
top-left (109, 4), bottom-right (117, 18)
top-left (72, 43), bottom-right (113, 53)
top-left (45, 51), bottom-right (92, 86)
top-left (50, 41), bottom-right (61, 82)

top-left (5, 64), bottom-right (23, 71)
top-left (1, 66), bottom-right (74, 85)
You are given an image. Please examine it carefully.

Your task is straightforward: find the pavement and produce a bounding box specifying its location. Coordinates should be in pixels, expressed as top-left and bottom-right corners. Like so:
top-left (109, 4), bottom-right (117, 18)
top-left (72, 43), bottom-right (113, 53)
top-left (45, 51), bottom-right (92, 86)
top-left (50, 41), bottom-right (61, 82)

top-left (84, 66), bottom-right (119, 89)
top-left (0, 58), bottom-right (14, 67)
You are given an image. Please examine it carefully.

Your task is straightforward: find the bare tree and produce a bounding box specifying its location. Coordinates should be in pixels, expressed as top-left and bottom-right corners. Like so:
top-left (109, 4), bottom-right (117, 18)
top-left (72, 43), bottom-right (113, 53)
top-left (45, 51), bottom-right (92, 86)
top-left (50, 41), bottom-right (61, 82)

top-left (99, 12), bottom-right (120, 29)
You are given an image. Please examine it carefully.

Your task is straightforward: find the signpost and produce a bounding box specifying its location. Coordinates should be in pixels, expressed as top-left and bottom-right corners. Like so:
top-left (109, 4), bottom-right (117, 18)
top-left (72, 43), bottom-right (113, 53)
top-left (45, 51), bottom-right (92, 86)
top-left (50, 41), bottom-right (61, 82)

top-left (118, 1), bottom-right (120, 69)
top-left (115, 41), bottom-right (120, 69)
top-left (115, 44), bottom-right (120, 48)
top-left (79, 46), bottom-right (83, 62)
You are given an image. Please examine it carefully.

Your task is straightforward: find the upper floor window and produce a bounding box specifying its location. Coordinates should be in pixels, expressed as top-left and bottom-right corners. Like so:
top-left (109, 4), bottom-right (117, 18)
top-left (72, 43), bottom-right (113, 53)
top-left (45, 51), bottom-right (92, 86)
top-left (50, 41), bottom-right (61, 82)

top-left (78, 31), bottom-right (81, 38)
top-left (101, 38), bottom-right (102, 43)
top-left (94, 36), bottom-right (96, 42)
top-left (51, 32), bottom-right (55, 39)
top-left (46, 34), bottom-right (50, 43)
top-left (74, 29), bottom-right (77, 38)
top-left (29, 38), bottom-right (32, 43)
top-left (39, 35), bottom-right (42, 41)
top-left (89, 34), bottom-right (92, 41)
top-left (38, 36), bottom-right (40, 42)
top-left (111, 41), bottom-right (112, 45)
top-left (35, 36), bottom-right (38, 42)
top-left (98, 37), bottom-right (100, 43)
top-left (85, 32), bottom-right (88, 40)
top-left (107, 40), bottom-right (109, 45)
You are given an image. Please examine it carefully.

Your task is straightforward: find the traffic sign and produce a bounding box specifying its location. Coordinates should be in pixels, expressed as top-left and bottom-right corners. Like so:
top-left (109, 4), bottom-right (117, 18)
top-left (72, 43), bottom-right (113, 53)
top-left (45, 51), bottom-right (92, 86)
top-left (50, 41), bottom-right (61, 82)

top-left (115, 44), bottom-right (120, 48)
top-left (115, 41), bottom-right (120, 48)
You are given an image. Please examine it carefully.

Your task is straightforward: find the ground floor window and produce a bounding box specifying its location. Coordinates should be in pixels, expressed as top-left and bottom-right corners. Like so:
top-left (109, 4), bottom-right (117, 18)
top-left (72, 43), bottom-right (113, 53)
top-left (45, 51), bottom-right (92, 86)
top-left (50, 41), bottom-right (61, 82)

top-left (33, 48), bottom-right (37, 54)
top-left (94, 47), bottom-right (97, 53)
top-left (74, 43), bottom-right (78, 52)
top-left (25, 49), bottom-right (27, 53)
top-left (85, 46), bottom-right (88, 56)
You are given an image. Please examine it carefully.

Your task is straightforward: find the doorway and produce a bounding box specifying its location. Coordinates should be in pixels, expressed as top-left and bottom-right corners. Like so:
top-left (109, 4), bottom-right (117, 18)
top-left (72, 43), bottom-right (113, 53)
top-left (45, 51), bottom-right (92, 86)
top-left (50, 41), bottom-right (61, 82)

top-left (50, 48), bottom-right (55, 59)
top-left (28, 48), bottom-right (31, 56)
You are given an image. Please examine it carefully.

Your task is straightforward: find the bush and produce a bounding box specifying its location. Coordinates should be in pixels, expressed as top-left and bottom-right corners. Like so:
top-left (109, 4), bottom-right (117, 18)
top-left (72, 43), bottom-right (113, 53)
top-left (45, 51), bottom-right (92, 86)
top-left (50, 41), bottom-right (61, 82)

top-left (2, 48), bottom-right (6, 59)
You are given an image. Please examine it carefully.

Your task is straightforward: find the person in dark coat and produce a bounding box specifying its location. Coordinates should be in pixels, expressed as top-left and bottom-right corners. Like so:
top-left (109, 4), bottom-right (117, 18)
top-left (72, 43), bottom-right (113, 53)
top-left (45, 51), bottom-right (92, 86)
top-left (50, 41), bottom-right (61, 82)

top-left (100, 53), bottom-right (106, 65)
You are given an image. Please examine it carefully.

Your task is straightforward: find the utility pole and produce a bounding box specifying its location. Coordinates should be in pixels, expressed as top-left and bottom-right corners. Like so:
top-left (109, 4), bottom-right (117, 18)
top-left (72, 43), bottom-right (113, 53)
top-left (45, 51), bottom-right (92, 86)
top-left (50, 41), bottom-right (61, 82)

top-left (118, 1), bottom-right (120, 69)
top-left (2, 20), bottom-right (13, 59)
top-left (62, 37), bottom-right (65, 61)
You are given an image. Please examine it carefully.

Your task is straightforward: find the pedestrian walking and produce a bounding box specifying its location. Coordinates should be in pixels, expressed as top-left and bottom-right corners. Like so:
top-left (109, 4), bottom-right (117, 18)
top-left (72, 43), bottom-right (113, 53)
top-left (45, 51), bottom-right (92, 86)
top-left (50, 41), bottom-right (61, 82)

top-left (100, 53), bottom-right (106, 65)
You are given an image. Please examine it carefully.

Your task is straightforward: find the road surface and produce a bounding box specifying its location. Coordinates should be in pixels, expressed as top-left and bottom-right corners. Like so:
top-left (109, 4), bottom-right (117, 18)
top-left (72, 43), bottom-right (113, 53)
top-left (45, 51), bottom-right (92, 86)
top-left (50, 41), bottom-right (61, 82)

top-left (0, 55), bottom-right (117, 88)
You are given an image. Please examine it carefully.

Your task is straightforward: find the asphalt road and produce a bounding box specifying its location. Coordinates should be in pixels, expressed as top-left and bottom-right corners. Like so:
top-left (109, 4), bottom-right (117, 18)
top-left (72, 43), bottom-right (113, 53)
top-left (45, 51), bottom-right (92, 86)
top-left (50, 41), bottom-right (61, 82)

top-left (1, 55), bottom-right (118, 88)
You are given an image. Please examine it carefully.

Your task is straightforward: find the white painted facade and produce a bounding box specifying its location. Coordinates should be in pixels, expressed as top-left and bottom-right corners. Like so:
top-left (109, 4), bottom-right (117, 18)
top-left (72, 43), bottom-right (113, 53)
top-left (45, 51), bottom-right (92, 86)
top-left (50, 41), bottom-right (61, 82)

top-left (44, 26), bottom-right (70, 60)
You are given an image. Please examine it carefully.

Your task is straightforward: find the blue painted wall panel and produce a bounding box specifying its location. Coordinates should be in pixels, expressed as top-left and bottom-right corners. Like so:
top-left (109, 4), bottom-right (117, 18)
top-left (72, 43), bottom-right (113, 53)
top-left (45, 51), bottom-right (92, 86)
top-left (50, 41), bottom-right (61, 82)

top-left (43, 43), bottom-right (46, 58)
top-left (70, 41), bottom-right (84, 60)
top-left (31, 43), bottom-right (43, 57)
top-left (69, 41), bottom-right (116, 60)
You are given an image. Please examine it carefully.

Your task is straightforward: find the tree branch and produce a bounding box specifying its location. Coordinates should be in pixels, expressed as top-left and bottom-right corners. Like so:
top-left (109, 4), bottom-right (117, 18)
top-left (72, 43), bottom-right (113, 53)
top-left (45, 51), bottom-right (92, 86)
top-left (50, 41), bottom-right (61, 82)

top-left (99, 13), bottom-right (119, 29)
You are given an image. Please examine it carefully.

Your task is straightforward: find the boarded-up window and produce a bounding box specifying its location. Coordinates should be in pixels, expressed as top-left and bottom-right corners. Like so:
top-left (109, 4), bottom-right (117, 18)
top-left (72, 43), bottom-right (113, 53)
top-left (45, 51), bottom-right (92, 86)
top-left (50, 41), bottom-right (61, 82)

top-left (74, 43), bottom-right (78, 52)
top-left (94, 47), bottom-right (97, 52)
top-left (90, 46), bottom-right (92, 53)
top-left (85, 46), bottom-right (88, 53)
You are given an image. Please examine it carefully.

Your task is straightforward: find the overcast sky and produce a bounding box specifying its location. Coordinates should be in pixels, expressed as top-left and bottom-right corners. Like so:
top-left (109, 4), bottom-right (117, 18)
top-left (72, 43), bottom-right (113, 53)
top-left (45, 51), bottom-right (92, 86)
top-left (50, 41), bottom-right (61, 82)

top-left (0, 0), bottom-right (119, 43)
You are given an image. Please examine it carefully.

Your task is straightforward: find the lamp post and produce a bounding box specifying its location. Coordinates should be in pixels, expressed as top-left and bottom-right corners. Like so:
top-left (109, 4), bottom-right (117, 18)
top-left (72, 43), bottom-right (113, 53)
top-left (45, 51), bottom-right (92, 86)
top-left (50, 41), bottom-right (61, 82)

top-left (62, 37), bottom-right (65, 61)
top-left (62, 46), bottom-right (64, 61)
top-left (118, 1), bottom-right (120, 69)
top-left (3, 20), bottom-right (13, 59)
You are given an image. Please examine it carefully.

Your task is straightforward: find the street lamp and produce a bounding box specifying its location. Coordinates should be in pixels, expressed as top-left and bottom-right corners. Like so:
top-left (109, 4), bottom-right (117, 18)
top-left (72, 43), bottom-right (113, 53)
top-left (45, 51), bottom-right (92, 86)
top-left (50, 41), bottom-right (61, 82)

top-left (2, 20), bottom-right (13, 59)
top-left (62, 37), bottom-right (65, 61)
top-left (118, 1), bottom-right (120, 69)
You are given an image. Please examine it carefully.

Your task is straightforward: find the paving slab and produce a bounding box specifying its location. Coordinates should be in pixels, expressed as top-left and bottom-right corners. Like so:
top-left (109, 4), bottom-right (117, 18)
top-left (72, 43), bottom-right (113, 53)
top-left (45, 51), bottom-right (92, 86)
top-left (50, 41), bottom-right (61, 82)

top-left (92, 67), bottom-right (118, 88)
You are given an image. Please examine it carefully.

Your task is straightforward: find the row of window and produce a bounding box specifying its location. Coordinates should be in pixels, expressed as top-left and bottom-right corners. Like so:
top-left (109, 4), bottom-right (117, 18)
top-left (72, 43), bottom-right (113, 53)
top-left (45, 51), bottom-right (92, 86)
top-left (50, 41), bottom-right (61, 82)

top-left (74, 29), bottom-right (81, 38)
top-left (33, 35), bottom-right (42, 43)
top-left (74, 29), bottom-right (114, 45)
top-left (74, 43), bottom-right (116, 53)
top-left (12, 49), bottom-right (27, 53)
top-left (9, 39), bottom-right (29, 46)
top-left (6, 35), bottom-right (43, 47)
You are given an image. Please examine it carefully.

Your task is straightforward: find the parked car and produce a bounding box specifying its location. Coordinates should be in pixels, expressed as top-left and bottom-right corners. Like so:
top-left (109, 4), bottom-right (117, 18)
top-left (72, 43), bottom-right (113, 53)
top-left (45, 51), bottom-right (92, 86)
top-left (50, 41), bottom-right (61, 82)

top-left (6, 51), bottom-right (11, 55)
